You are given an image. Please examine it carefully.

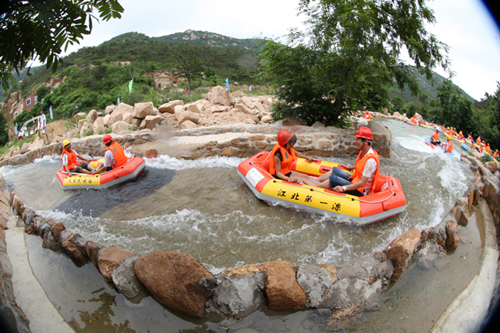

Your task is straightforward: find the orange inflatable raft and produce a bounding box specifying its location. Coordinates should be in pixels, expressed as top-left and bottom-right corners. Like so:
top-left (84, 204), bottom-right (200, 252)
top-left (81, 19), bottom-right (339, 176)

top-left (56, 157), bottom-right (146, 190)
top-left (238, 152), bottom-right (407, 225)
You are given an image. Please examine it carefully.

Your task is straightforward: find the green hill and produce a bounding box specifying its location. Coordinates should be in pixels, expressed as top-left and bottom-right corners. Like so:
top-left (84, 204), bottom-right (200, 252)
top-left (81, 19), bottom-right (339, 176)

top-left (390, 67), bottom-right (475, 103)
top-left (2, 30), bottom-right (477, 127)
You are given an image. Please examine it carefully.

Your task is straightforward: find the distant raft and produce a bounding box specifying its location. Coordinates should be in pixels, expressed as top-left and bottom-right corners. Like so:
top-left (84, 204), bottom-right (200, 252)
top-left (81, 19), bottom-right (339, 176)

top-left (237, 151), bottom-right (407, 226)
top-left (56, 157), bottom-right (146, 190)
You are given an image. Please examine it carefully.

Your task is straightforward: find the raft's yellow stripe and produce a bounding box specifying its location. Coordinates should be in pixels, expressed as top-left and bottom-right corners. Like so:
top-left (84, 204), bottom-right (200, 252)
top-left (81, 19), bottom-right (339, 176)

top-left (62, 175), bottom-right (101, 186)
top-left (261, 180), bottom-right (360, 217)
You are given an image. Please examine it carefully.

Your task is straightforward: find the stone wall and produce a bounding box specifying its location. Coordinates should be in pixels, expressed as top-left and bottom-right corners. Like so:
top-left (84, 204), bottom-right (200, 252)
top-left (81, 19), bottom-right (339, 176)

top-left (0, 178), bottom-right (30, 333)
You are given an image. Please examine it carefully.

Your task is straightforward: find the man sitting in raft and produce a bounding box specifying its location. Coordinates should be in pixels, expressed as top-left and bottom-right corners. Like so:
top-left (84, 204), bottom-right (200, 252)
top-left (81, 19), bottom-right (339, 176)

top-left (62, 139), bottom-right (95, 176)
top-left (92, 134), bottom-right (128, 174)
top-left (443, 135), bottom-right (453, 153)
top-left (269, 129), bottom-right (315, 184)
top-left (430, 129), bottom-right (441, 147)
top-left (303, 126), bottom-right (380, 197)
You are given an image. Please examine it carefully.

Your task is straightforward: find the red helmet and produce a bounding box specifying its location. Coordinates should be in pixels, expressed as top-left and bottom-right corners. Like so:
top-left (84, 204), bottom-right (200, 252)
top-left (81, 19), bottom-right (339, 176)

top-left (277, 129), bottom-right (294, 147)
top-left (103, 134), bottom-right (112, 144)
top-left (354, 126), bottom-right (373, 141)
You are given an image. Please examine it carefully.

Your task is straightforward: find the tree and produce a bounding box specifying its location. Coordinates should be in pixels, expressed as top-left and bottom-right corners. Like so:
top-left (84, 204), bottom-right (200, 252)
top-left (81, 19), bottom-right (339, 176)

top-left (259, 0), bottom-right (450, 126)
top-left (432, 79), bottom-right (473, 133)
top-left (0, 0), bottom-right (124, 89)
top-left (173, 43), bottom-right (206, 93)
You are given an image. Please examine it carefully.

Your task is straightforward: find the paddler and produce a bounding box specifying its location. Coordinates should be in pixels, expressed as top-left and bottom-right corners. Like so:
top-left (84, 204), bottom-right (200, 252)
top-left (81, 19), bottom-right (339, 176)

top-left (268, 129), bottom-right (315, 184)
top-left (443, 135), bottom-right (453, 153)
top-left (304, 126), bottom-right (380, 196)
top-left (92, 134), bottom-right (128, 174)
top-left (485, 143), bottom-right (491, 154)
top-left (362, 111), bottom-right (372, 119)
top-left (430, 129), bottom-right (441, 147)
top-left (62, 139), bottom-right (95, 176)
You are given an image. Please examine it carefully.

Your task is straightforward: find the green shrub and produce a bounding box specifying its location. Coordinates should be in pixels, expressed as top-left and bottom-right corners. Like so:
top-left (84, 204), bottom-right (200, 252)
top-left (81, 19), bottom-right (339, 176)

top-left (481, 154), bottom-right (493, 164)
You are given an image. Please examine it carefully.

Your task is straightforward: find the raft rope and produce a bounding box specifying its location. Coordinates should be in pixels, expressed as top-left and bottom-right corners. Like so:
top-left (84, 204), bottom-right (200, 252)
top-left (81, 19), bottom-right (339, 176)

top-left (251, 155), bottom-right (397, 204)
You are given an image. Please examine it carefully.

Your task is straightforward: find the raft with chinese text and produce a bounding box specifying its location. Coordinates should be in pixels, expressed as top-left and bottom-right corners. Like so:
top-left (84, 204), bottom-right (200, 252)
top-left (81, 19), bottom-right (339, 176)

top-left (56, 157), bottom-right (146, 190)
top-left (237, 152), bottom-right (407, 225)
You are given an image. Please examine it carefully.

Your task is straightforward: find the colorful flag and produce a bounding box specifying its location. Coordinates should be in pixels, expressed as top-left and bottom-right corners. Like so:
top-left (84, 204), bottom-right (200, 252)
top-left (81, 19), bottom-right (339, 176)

top-left (128, 80), bottom-right (133, 93)
top-left (49, 105), bottom-right (53, 119)
top-left (225, 78), bottom-right (229, 90)
top-left (14, 123), bottom-right (18, 135)
top-left (117, 97), bottom-right (120, 105)
top-left (249, 85), bottom-right (252, 92)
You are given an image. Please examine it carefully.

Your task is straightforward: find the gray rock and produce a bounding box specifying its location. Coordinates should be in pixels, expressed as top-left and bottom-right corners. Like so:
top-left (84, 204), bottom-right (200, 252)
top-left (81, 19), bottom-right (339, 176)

top-left (207, 270), bottom-right (267, 318)
top-left (319, 254), bottom-right (393, 309)
top-left (297, 265), bottom-right (335, 308)
top-left (42, 232), bottom-right (62, 252)
top-left (111, 255), bottom-right (147, 299)
top-left (34, 219), bottom-right (51, 237)
top-left (24, 208), bottom-right (36, 227)
top-left (70, 233), bottom-right (88, 257)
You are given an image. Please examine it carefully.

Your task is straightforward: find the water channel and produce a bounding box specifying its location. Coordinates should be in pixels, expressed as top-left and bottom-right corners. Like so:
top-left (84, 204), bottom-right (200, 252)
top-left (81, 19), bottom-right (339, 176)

top-left (1, 119), bottom-right (483, 332)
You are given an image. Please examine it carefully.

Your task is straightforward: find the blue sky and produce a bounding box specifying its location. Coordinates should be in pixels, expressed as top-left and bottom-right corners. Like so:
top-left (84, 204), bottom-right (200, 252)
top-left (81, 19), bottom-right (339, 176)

top-left (48, 0), bottom-right (500, 101)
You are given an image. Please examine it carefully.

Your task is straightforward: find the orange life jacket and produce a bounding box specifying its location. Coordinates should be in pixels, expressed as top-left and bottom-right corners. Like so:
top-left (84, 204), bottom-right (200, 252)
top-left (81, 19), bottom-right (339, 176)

top-left (485, 145), bottom-right (491, 154)
top-left (62, 148), bottom-right (78, 170)
top-left (349, 149), bottom-right (380, 195)
top-left (445, 141), bottom-right (453, 153)
top-left (105, 142), bottom-right (127, 168)
top-left (268, 144), bottom-right (296, 176)
top-left (432, 133), bottom-right (439, 142)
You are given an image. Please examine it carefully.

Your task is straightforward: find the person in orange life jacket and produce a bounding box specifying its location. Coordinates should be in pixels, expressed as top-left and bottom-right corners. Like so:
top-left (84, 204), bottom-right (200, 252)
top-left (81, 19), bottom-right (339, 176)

top-left (485, 143), bottom-right (491, 154)
top-left (62, 139), bottom-right (95, 176)
top-left (362, 111), bottom-right (372, 119)
top-left (305, 126), bottom-right (380, 197)
top-left (92, 134), bottom-right (128, 174)
top-left (443, 135), bottom-right (453, 153)
top-left (269, 129), bottom-right (315, 184)
top-left (430, 129), bottom-right (441, 146)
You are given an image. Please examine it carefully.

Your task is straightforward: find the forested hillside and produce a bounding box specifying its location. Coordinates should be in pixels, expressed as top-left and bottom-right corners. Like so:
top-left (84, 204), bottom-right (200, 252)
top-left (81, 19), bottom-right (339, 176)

top-left (1, 29), bottom-right (498, 151)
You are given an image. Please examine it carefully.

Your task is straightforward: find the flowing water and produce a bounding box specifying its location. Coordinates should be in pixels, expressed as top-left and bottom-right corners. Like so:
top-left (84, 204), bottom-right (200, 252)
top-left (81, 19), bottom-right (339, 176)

top-left (1, 119), bottom-right (481, 332)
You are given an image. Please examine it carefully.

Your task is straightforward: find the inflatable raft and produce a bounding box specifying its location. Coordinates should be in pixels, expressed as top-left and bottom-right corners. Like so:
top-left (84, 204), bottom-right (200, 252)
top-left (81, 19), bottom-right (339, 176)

top-left (238, 152), bottom-right (407, 225)
top-left (56, 157), bottom-right (146, 190)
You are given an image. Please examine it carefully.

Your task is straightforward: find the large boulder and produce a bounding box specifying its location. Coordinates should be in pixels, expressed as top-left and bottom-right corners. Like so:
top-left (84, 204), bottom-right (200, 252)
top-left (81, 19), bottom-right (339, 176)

top-left (174, 105), bottom-right (184, 121)
top-left (144, 115), bottom-right (162, 130)
top-left (107, 102), bottom-right (133, 126)
top-left (122, 112), bottom-right (134, 124)
top-left (112, 121), bottom-right (131, 134)
top-left (134, 251), bottom-right (216, 317)
top-left (86, 109), bottom-right (98, 125)
top-left (73, 112), bottom-right (87, 124)
top-left (210, 86), bottom-right (231, 106)
top-left (235, 97), bottom-right (260, 115)
top-left (180, 120), bottom-right (198, 129)
top-left (158, 100), bottom-right (184, 114)
top-left (257, 260), bottom-right (307, 310)
top-left (178, 111), bottom-right (200, 124)
top-left (385, 228), bottom-right (421, 280)
top-left (98, 246), bottom-right (135, 281)
top-left (105, 104), bottom-right (116, 115)
top-left (484, 161), bottom-right (499, 173)
top-left (92, 117), bottom-right (105, 134)
top-left (132, 102), bottom-right (155, 119)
